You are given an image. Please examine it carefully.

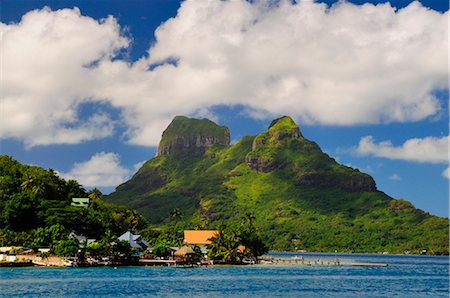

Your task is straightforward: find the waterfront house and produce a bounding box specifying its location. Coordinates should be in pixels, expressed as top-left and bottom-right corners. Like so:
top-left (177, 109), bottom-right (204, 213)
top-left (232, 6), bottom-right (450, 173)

top-left (183, 230), bottom-right (218, 254)
top-left (184, 230), bottom-right (218, 246)
top-left (174, 245), bottom-right (195, 261)
top-left (68, 232), bottom-right (96, 247)
top-left (118, 231), bottom-right (150, 250)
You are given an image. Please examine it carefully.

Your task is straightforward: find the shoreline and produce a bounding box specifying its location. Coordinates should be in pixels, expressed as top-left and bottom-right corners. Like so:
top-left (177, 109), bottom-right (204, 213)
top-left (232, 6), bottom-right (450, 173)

top-left (266, 251), bottom-right (449, 257)
top-left (1, 252), bottom-right (446, 269)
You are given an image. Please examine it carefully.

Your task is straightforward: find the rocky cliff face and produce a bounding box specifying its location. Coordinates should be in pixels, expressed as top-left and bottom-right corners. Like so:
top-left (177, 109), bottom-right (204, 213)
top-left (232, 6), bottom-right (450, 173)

top-left (294, 170), bottom-right (376, 193)
top-left (157, 116), bottom-right (230, 157)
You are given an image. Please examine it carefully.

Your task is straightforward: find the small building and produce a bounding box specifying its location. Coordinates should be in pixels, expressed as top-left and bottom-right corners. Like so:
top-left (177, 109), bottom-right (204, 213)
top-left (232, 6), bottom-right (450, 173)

top-left (183, 230), bottom-right (218, 254)
top-left (174, 245), bottom-right (195, 261)
top-left (71, 198), bottom-right (90, 207)
top-left (118, 231), bottom-right (150, 250)
top-left (184, 230), bottom-right (218, 246)
top-left (68, 232), bottom-right (96, 247)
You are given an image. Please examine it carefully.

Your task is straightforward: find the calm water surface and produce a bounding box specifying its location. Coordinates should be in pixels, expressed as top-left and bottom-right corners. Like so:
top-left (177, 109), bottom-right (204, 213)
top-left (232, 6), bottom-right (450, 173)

top-left (0, 253), bottom-right (448, 297)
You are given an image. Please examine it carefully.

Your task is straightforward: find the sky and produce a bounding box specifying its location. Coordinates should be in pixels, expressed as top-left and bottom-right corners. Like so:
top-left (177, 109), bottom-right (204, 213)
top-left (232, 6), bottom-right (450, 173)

top-left (0, 0), bottom-right (448, 217)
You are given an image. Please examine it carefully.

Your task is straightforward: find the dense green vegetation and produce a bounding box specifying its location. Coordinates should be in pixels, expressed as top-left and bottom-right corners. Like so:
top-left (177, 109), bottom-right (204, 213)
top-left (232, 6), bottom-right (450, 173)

top-left (108, 116), bottom-right (449, 255)
top-left (207, 212), bottom-right (268, 263)
top-left (0, 155), bottom-right (268, 263)
top-left (0, 155), bottom-right (147, 252)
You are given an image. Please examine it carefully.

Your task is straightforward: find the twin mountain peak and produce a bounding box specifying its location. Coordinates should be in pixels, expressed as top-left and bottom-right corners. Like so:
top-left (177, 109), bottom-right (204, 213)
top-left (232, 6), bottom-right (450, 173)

top-left (107, 115), bottom-right (449, 253)
top-left (154, 115), bottom-right (375, 192)
top-left (157, 115), bottom-right (303, 158)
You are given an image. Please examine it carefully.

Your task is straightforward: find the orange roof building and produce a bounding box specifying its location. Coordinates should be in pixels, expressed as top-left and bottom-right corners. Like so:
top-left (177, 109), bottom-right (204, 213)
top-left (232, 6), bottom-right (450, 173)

top-left (184, 230), bottom-right (218, 246)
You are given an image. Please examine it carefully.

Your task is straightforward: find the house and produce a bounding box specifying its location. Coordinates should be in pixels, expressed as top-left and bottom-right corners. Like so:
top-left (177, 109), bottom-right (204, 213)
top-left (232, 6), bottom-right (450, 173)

top-left (184, 230), bottom-right (218, 246)
top-left (68, 232), bottom-right (96, 247)
top-left (118, 231), bottom-right (150, 250)
top-left (71, 198), bottom-right (90, 207)
top-left (183, 230), bottom-right (218, 254)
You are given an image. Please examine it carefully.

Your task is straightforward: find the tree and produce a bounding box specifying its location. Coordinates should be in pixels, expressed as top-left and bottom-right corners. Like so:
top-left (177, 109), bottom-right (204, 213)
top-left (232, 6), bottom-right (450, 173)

top-left (241, 212), bottom-right (256, 227)
top-left (152, 240), bottom-right (172, 258)
top-left (194, 217), bottom-right (209, 230)
top-left (2, 192), bottom-right (41, 230)
top-left (207, 227), bottom-right (244, 263)
top-left (239, 213), bottom-right (268, 259)
top-left (170, 208), bottom-right (182, 224)
top-left (86, 241), bottom-right (106, 257)
top-left (20, 175), bottom-right (34, 192)
top-left (66, 180), bottom-right (87, 199)
top-left (112, 240), bottom-right (133, 264)
top-left (54, 239), bottom-right (79, 257)
top-left (31, 224), bottom-right (67, 250)
top-left (88, 188), bottom-right (103, 201)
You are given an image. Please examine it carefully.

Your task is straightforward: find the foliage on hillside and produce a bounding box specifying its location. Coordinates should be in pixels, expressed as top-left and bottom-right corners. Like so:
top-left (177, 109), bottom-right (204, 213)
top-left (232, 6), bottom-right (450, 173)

top-left (0, 155), bottom-right (147, 250)
top-left (107, 116), bottom-right (449, 255)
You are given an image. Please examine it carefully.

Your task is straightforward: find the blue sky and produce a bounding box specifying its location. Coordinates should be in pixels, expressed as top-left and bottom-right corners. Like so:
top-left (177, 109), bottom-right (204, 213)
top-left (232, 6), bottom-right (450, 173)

top-left (0, 0), bottom-right (448, 217)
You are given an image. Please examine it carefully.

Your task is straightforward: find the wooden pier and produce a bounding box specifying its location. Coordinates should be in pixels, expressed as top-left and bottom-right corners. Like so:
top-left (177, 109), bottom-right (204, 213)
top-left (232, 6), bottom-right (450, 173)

top-left (139, 259), bottom-right (177, 266)
top-left (259, 257), bottom-right (388, 267)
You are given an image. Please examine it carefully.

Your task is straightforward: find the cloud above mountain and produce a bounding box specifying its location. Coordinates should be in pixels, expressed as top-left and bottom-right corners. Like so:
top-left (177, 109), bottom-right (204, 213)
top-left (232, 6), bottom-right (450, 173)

top-left (59, 152), bottom-right (130, 187)
top-left (1, 1), bottom-right (447, 146)
top-left (357, 135), bottom-right (448, 163)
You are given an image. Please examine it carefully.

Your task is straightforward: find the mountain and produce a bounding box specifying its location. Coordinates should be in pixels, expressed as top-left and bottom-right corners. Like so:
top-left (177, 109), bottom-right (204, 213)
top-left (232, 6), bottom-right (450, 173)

top-left (107, 116), bottom-right (449, 254)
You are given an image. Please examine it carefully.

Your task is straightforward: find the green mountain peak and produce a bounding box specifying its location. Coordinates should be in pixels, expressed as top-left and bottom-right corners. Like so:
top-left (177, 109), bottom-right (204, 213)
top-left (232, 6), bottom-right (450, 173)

top-left (268, 115), bottom-right (303, 139)
top-left (107, 115), bottom-right (449, 254)
top-left (157, 116), bottom-right (230, 157)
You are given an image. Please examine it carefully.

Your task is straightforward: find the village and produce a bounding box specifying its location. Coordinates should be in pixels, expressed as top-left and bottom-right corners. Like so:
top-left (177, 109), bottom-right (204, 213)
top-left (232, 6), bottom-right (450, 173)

top-left (0, 229), bottom-right (247, 267)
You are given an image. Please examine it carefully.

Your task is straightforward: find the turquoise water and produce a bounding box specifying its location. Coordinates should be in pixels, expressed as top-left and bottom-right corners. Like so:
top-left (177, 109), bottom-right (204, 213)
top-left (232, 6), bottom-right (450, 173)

top-left (0, 253), bottom-right (448, 297)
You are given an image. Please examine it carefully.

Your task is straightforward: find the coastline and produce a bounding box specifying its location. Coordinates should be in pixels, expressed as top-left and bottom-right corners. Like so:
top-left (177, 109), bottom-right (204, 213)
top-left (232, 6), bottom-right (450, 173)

top-left (3, 252), bottom-right (447, 268)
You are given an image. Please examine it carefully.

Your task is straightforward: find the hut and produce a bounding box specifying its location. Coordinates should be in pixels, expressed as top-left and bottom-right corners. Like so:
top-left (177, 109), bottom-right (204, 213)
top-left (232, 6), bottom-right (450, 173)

top-left (174, 246), bottom-right (195, 261)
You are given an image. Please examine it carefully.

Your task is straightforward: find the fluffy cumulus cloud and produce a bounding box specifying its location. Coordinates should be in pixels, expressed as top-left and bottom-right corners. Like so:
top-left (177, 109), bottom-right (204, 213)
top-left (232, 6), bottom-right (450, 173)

top-left (357, 135), bottom-right (449, 163)
top-left (0, 7), bottom-right (126, 147)
top-left (59, 152), bottom-right (130, 187)
top-left (1, 1), bottom-right (448, 146)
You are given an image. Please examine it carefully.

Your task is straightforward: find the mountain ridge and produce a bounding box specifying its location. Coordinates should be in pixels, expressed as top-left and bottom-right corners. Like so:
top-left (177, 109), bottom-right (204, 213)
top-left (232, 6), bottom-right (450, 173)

top-left (107, 116), bottom-right (449, 254)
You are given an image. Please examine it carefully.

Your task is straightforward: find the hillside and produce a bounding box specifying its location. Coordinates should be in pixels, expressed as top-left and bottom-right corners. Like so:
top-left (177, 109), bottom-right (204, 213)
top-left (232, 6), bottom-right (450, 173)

top-left (0, 156), bottom-right (147, 247)
top-left (107, 116), bottom-right (449, 254)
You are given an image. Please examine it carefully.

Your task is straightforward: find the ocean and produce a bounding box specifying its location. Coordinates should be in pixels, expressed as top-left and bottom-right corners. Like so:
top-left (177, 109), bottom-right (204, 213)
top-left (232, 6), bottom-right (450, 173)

top-left (0, 253), bottom-right (448, 297)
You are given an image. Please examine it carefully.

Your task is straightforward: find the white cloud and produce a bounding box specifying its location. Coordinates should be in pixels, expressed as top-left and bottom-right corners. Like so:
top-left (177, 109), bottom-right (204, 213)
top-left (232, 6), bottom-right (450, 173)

top-left (0, 7), bottom-right (127, 147)
top-left (357, 135), bottom-right (449, 163)
top-left (388, 174), bottom-right (402, 181)
top-left (442, 167), bottom-right (450, 179)
top-left (59, 152), bottom-right (130, 187)
top-left (1, 1), bottom-right (447, 146)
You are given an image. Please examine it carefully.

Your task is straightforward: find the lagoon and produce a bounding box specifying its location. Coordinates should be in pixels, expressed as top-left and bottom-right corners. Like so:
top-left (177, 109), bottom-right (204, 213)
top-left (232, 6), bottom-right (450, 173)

top-left (0, 253), bottom-right (448, 297)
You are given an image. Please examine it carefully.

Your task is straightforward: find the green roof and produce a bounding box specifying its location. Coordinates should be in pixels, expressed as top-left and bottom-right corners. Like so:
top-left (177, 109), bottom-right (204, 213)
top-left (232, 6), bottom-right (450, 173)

top-left (71, 198), bottom-right (90, 207)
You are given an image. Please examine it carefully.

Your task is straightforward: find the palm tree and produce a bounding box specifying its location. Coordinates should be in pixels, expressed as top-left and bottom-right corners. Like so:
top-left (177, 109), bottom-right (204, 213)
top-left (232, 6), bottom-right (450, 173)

top-left (21, 175), bottom-right (45, 196)
top-left (194, 217), bottom-right (208, 230)
top-left (223, 229), bottom-right (243, 263)
top-left (207, 229), bottom-right (226, 261)
top-left (20, 176), bottom-right (34, 191)
top-left (66, 179), bottom-right (86, 199)
top-left (241, 212), bottom-right (256, 228)
top-left (170, 208), bottom-right (182, 224)
top-left (88, 188), bottom-right (103, 200)
top-left (127, 210), bottom-right (142, 230)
